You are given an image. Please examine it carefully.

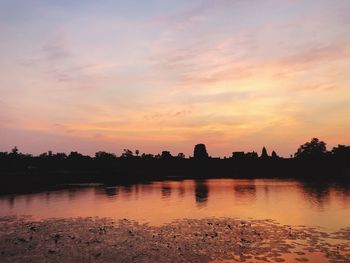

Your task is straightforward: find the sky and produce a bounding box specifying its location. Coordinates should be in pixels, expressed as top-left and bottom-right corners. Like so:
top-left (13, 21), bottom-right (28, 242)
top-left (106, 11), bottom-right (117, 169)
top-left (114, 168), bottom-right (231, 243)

top-left (0, 0), bottom-right (350, 157)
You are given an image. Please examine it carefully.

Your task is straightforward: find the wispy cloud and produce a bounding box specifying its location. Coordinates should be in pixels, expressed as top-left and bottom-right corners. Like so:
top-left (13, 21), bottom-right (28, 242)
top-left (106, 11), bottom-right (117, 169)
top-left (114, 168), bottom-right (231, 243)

top-left (1, 0), bottom-right (350, 156)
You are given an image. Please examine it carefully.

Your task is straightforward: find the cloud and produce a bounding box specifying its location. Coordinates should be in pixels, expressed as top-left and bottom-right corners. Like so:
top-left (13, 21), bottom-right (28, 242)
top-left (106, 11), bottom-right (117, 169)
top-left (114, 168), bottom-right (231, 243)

top-left (1, 0), bottom-right (350, 156)
top-left (147, 30), bottom-right (259, 91)
top-left (21, 33), bottom-right (120, 87)
top-left (144, 109), bottom-right (192, 120)
top-left (145, 0), bottom-right (211, 29)
top-left (276, 42), bottom-right (350, 71)
top-left (179, 90), bottom-right (251, 104)
top-left (42, 37), bottom-right (72, 62)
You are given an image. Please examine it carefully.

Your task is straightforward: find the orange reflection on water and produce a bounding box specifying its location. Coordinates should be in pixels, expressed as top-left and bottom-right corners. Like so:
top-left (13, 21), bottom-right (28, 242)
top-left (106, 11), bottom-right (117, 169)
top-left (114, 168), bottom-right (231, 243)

top-left (1, 179), bottom-right (350, 232)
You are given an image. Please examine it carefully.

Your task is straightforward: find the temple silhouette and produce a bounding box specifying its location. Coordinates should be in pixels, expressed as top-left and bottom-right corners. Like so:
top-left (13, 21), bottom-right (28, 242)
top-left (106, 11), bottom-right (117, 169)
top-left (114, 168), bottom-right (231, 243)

top-left (0, 138), bottom-right (349, 194)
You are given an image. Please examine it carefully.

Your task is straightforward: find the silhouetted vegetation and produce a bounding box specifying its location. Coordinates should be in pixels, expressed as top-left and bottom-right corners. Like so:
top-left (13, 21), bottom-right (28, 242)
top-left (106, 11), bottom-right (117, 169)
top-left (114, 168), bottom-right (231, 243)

top-left (0, 138), bottom-right (349, 194)
top-left (294, 138), bottom-right (327, 159)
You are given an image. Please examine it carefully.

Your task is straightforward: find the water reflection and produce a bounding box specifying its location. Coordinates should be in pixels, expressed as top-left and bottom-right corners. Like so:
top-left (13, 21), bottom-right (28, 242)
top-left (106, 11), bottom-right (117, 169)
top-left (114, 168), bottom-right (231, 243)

top-left (6, 196), bottom-right (15, 208)
top-left (1, 179), bottom-right (350, 230)
top-left (177, 181), bottom-right (185, 198)
top-left (194, 180), bottom-right (209, 207)
top-left (299, 181), bottom-right (332, 209)
top-left (161, 183), bottom-right (172, 199)
top-left (67, 188), bottom-right (78, 200)
top-left (103, 187), bottom-right (119, 198)
top-left (233, 181), bottom-right (257, 203)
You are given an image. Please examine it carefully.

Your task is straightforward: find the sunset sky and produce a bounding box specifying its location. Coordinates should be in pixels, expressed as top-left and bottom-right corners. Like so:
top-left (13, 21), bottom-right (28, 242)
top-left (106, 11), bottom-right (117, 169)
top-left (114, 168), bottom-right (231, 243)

top-left (1, 0), bottom-right (350, 157)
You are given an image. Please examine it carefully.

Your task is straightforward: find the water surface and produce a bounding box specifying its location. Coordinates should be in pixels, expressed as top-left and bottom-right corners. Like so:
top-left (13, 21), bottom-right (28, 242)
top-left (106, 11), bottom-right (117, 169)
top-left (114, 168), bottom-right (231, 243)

top-left (1, 179), bottom-right (349, 231)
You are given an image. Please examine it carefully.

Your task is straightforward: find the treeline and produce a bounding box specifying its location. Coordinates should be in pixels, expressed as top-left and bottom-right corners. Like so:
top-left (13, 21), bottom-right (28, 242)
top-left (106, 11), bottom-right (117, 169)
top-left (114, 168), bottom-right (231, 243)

top-left (0, 138), bottom-right (349, 178)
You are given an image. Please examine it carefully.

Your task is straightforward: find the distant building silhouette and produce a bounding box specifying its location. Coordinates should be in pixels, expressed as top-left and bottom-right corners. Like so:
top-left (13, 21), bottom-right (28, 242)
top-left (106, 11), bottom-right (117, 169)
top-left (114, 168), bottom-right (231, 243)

top-left (232, 152), bottom-right (245, 159)
top-left (246, 151), bottom-right (258, 159)
top-left (1, 138), bottom-right (350, 194)
top-left (261, 147), bottom-right (269, 158)
top-left (271, 150), bottom-right (278, 159)
top-left (232, 151), bottom-right (258, 160)
top-left (194, 144), bottom-right (209, 159)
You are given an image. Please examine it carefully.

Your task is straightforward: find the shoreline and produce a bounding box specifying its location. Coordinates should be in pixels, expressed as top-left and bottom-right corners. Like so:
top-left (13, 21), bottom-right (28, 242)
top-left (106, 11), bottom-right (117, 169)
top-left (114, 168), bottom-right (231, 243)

top-left (1, 216), bottom-right (349, 262)
top-left (1, 171), bottom-right (349, 196)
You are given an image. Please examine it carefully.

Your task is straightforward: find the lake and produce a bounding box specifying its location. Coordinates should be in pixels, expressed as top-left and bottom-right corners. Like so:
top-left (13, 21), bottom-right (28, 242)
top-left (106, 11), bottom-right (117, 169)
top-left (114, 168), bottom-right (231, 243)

top-left (1, 178), bottom-right (349, 232)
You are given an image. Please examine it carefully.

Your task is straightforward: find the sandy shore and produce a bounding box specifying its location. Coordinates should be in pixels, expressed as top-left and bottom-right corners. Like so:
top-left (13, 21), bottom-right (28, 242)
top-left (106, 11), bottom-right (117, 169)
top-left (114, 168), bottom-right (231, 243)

top-left (0, 216), bottom-right (349, 262)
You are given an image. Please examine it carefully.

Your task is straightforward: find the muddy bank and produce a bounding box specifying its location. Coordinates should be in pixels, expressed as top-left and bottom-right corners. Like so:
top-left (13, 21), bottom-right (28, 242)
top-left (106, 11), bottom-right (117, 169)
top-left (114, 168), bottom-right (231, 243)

top-left (0, 216), bottom-right (349, 262)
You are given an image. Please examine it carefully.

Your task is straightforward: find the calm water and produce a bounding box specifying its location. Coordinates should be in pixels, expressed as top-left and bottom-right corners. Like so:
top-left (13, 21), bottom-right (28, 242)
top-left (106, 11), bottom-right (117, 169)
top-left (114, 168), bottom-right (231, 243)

top-left (1, 179), bottom-right (350, 231)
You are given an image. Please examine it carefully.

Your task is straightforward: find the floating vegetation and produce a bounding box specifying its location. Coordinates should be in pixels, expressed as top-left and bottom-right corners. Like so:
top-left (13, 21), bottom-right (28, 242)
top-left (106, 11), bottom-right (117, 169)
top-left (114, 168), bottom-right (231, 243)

top-left (0, 216), bottom-right (349, 262)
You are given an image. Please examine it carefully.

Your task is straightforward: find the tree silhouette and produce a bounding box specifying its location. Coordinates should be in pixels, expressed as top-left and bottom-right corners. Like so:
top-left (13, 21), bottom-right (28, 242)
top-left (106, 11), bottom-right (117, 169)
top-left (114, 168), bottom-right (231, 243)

top-left (141, 153), bottom-right (154, 159)
top-left (95, 151), bottom-right (116, 161)
top-left (10, 146), bottom-right (19, 156)
top-left (161, 151), bottom-right (172, 159)
top-left (68, 151), bottom-right (85, 160)
top-left (1, 140), bottom-right (350, 189)
top-left (332, 145), bottom-right (350, 160)
top-left (177, 153), bottom-right (185, 159)
top-left (295, 138), bottom-right (327, 158)
top-left (54, 152), bottom-right (67, 160)
top-left (121, 149), bottom-right (133, 158)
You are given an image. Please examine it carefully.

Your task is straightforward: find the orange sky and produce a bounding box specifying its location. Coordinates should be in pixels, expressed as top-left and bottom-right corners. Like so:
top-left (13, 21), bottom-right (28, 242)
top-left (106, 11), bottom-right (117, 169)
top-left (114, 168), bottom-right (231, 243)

top-left (0, 0), bottom-right (350, 157)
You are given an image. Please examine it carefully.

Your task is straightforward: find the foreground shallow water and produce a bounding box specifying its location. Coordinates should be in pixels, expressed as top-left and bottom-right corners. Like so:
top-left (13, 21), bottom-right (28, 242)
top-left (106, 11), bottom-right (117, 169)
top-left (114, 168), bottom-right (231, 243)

top-left (1, 179), bottom-right (350, 230)
top-left (1, 179), bottom-right (350, 262)
top-left (1, 216), bottom-right (350, 263)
